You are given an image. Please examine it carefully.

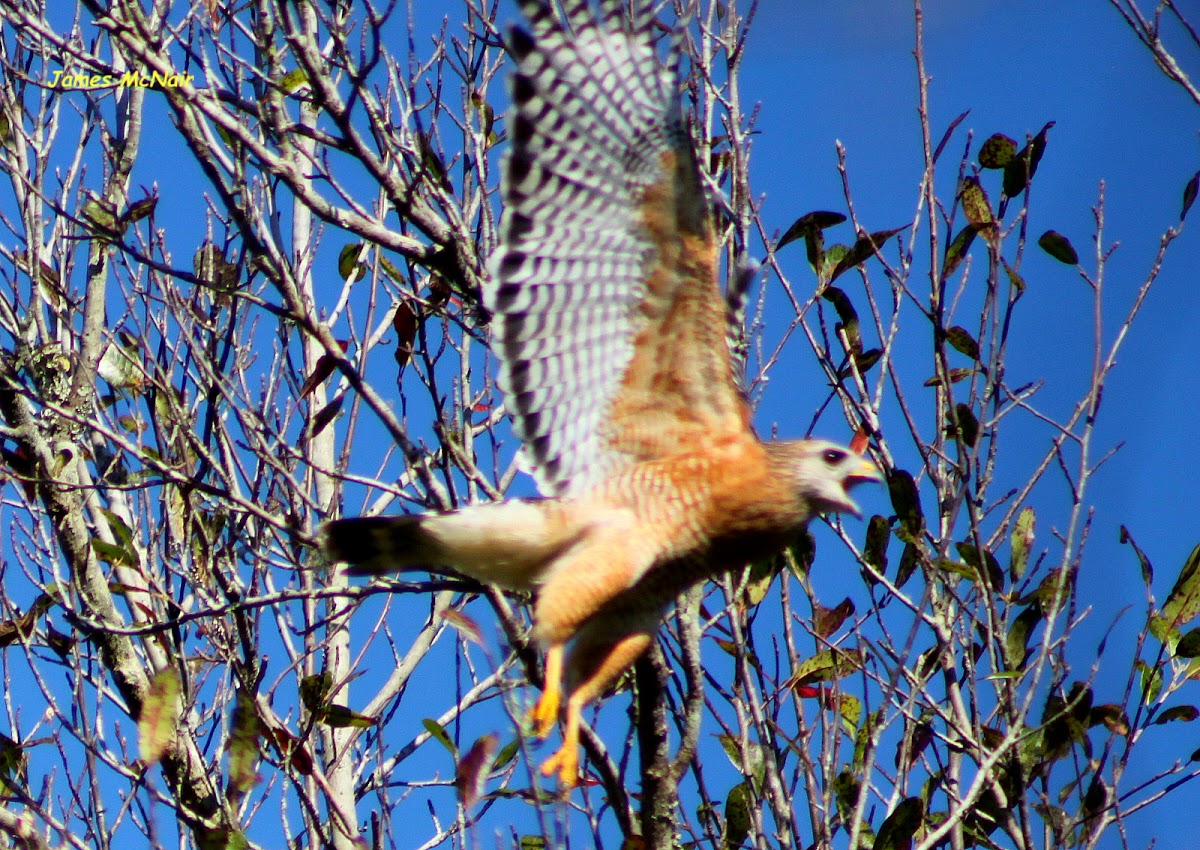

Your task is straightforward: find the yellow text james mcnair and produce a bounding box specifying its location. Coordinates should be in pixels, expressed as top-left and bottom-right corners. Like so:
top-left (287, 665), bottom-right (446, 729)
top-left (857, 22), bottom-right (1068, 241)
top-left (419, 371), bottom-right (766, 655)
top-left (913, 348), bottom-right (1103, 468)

top-left (49, 69), bottom-right (195, 89)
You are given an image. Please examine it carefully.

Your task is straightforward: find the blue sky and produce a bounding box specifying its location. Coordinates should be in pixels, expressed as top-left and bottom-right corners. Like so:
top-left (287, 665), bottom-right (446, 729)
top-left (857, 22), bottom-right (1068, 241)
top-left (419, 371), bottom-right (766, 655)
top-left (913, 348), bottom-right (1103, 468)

top-left (3, 0), bottom-right (1196, 847)
top-left (742, 0), bottom-right (1199, 599)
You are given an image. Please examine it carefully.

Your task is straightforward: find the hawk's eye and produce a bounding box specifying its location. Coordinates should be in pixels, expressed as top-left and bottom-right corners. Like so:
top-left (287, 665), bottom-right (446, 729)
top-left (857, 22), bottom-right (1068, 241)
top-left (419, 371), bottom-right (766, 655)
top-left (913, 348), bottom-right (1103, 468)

top-left (823, 448), bottom-right (847, 465)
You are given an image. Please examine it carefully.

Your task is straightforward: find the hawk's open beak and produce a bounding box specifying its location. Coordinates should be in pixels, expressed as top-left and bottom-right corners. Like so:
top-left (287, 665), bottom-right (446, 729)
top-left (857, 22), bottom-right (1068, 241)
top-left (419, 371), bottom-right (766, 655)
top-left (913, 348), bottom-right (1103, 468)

top-left (847, 458), bottom-right (883, 486)
top-left (840, 458), bottom-right (884, 518)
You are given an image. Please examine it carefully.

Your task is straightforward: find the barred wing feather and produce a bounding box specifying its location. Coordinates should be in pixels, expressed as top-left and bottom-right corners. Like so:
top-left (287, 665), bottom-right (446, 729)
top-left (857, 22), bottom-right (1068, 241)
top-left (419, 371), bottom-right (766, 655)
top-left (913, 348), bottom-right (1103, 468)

top-left (486, 0), bottom-right (749, 497)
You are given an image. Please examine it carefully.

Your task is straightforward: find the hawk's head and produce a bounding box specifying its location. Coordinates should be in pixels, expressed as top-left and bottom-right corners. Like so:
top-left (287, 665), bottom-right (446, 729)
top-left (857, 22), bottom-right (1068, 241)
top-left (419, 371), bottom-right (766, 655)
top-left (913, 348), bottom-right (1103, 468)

top-left (776, 439), bottom-right (882, 519)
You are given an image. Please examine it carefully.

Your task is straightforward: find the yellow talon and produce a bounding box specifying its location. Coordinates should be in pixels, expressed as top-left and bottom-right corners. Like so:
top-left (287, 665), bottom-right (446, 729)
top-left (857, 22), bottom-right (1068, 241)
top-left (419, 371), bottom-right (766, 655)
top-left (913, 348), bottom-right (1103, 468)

top-left (539, 744), bottom-right (579, 788)
top-left (528, 643), bottom-right (564, 738)
top-left (528, 685), bottom-right (560, 739)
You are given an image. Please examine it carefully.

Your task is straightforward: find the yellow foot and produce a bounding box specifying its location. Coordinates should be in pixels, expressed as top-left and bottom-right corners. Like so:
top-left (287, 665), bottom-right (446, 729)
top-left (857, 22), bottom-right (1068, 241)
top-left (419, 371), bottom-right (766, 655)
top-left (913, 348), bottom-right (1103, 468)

top-left (527, 643), bottom-right (564, 739)
top-left (539, 743), bottom-right (579, 788)
top-left (527, 685), bottom-right (560, 739)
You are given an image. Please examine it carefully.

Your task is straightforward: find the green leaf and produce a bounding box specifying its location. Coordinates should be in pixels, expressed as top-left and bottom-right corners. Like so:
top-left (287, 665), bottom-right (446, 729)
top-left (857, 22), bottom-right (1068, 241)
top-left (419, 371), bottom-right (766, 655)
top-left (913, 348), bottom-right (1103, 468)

top-left (193, 244), bottom-right (239, 292)
top-left (46, 623), bottom-right (73, 659)
top-left (1137, 661), bottom-right (1164, 706)
top-left (1038, 230), bottom-right (1078, 265)
top-left (923, 366), bottom-right (975, 387)
top-left (520, 838), bottom-right (547, 850)
top-left (956, 541), bottom-right (1001, 587)
top-left (788, 648), bottom-right (868, 689)
top-left (1160, 543), bottom-right (1200, 631)
top-left (0, 734), bottom-right (27, 794)
top-left (417, 131), bottom-right (451, 191)
top-left (277, 67), bottom-right (308, 94)
top-left (959, 177), bottom-right (995, 229)
top-left (337, 243), bottom-right (366, 282)
top-left (833, 769), bottom-right (862, 823)
top-left (1005, 606), bottom-right (1043, 671)
top-left (887, 469), bottom-right (924, 537)
top-left (227, 688), bottom-right (261, 796)
top-left (821, 286), bottom-right (862, 353)
top-left (742, 558), bottom-right (778, 607)
top-left (945, 326), bottom-right (981, 360)
top-left (139, 667), bottom-right (182, 767)
top-left (1002, 121), bottom-right (1054, 199)
top-left (1039, 686), bottom-right (1090, 763)
top-left (839, 695), bottom-right (863, 737)
top-left (717, 734), bottom-right (767, 791)
top-left (0, 591), bottom-right (60, 648)
top-left (829, 226), bottom-right (907, 283)
top-left (979, 133), bottom-right (1018, 169)
top-left (776, 210), bottom-right (846, 252)
top-left (1034, 804), bottom-right (1070, 845)
top-left (1182, 170), bottom-right (1200, 222)
top-left (1119, 525), bottom-right (1153, 587)
top-left (862, 515), bottom-right (890, 583)
top-left (819, 243), bottom-right (848, 283)
top-left (895, 541), bottom-right (920, 589)
top-left (318, 704), bottom-right (377, 728)
top-left (98, 508), bottom-right (135, 549)
top-left (121, 196), bottom-right (158, 225)
top-left (91, 537), bottom-right (137, 568)
top-left (491, 737), bottom-right (520, 773)
top-left (947, 403), bottom-right (980, 449)
top-left (723, 781), bottom-right (753, 849)
top-left (934, 557), bottom-right (979, 583)
top-left (1010, 507), bottom-right (1036, 581)
top-left (422, 718), bottom-right (456, 756)
top-left (1154, 705), bottom-right (1199, 725)
top-left (1176, 628), bottom-right (1200, 658)
top-left (81, 196), bottom-right (120, 234)
top-left (378, 254), bottom-right (404, 283)
top-left (873, 797), bottom-right (925, 850)
top-left (941, 224), bottom-right (978, 279)
top-left (197, 826), bottom-right (250, 850)
top-left (470, 91), bottom-right (495, 143)
top-left (788, 530), bottom-right (816, 578)
top-left (839, 347), bottom-right (882, 379)
top-left (299, 672), bottom-right (332, 712)
top-left (1018, 566), bottom-right (1075, 612)
top-left (1002, 257), bottom-right (1027, 295)
top-left (1088, 704), bottom-right (1130, 736)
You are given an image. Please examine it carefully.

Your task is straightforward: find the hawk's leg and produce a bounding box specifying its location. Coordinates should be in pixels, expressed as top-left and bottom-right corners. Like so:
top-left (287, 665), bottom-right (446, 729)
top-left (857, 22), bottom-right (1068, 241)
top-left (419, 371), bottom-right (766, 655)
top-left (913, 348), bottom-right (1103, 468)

top-left (528, 513), bottom-right (662, 786)
top-left (529, 642), bottom-right (563, 738)
top-left (540, 624), bottom-right (656, 787)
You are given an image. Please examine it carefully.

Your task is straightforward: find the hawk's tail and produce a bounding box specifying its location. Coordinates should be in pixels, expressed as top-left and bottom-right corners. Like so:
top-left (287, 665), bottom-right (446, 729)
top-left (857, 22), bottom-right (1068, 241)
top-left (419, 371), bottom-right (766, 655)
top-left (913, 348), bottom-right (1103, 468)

top-left (320, 515), bottom-right (437, 577)
top-left (320, 500), bottom-right (581, 591)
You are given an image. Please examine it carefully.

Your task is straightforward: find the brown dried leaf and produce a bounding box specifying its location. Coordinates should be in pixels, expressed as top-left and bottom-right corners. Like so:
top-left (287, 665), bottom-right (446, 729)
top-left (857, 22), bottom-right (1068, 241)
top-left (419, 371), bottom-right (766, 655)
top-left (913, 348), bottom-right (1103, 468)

top-left (813, 598), bottom-right (855, 639)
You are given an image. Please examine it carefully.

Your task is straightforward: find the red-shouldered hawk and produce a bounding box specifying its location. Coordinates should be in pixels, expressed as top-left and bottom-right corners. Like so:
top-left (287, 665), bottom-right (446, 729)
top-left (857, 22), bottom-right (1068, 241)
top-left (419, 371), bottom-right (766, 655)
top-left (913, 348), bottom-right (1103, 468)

top-left (322, 0), bottom-right (880, 787)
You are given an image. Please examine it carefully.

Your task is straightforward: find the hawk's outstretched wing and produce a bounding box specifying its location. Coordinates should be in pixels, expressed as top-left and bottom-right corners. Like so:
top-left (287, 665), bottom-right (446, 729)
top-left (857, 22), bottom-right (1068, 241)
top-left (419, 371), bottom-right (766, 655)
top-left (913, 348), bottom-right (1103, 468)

top-left (486, 0), bottom-right (751, 498)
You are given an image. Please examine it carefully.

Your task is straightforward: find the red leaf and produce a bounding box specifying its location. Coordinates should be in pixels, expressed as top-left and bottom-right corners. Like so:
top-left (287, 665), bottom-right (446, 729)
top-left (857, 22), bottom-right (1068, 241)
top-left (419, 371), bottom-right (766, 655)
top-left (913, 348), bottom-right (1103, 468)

top-left (299, 340), bottom-right (349, 399)
top-left (393, 303), bottom-right (418, 370)
top-left (849, 426), bottom-right (870, 455)
top-left (455, 733), bottom-right (497, 809)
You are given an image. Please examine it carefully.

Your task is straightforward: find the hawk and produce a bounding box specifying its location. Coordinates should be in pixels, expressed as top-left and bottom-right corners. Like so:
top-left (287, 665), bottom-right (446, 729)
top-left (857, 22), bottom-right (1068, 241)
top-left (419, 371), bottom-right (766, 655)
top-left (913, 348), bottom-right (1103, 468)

top-left (322, 0), bottom-right (880, 787)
